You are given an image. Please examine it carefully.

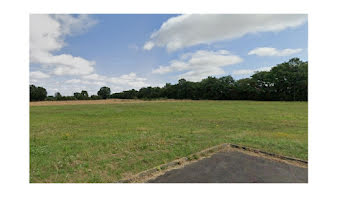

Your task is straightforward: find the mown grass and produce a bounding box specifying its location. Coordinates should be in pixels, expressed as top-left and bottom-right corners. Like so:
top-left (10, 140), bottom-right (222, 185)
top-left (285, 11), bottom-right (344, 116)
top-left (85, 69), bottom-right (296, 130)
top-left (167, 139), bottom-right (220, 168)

top-left (30, 100), bottom-right (307, 183)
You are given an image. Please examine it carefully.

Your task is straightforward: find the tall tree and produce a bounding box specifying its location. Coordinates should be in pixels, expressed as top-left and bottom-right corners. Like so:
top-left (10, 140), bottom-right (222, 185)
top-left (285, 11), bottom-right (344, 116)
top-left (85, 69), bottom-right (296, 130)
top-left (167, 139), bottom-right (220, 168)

top-left (30, 85), bottom-right (47, 101)
top-left (97, 87), bottom-right (111, 99)
top-left (73, 92), bottom-right (81, 99)
top-left (55, 92), bottom-right (62, 100)
top-left (81, 90), bottom-right (89, 98)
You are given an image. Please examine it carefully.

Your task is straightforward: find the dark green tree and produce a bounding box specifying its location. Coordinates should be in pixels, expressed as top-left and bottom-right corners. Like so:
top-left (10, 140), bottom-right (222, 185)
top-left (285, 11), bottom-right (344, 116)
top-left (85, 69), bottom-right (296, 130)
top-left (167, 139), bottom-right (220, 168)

top-left (251, 71), bottom-right (275, 100)
top-left (268, 58), bottom-right (305, 101)
top-left (161, 83), bottom-right (177, 99)
top-left (217, 76), bottom-right (235, 100)
top-left (55, 92), bottom-right (62, 100)
top-left (199, 76), bottom-right (221, 99)
top-left (97, 87), bottom-right (111, 99)
top-left (81, 90), bottom-right (89, 99)
top-left (90, 95), bottom-right (102, 100)
top-left (30, 85), bottom-right (47, 101)
top-left (234, 78), bottom-right (258, 100)
top-left (73, 92), bottom-right (81, 99)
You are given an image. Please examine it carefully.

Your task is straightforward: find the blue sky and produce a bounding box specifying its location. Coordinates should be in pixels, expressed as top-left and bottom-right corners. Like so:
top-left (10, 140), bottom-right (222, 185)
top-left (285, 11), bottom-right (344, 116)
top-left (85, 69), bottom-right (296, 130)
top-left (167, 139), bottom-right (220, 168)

top-left (30, 14), bottom-right (308, 95)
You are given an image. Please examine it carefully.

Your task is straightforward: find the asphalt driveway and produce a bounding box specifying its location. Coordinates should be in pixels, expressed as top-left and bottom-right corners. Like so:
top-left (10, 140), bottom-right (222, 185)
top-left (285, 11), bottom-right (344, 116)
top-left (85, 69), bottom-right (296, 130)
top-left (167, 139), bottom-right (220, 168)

top-left (148, 150), bottom-right (307, 183)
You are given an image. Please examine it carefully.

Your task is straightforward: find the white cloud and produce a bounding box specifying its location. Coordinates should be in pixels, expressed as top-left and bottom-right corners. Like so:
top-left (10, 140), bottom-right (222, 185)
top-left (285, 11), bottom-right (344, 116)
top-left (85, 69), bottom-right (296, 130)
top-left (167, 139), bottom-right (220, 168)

top-left (143, 42), bottom-right (155, 50)
top-left (52, 14), bottom-right (97, 36)
top-left (82, 72), bottom-right (148, 88)
top-left (30, 15), bottom-right (152, 94)
top-left (108, 72), bottom-right (149, 89)
top-left (233, 66), bottom-right (272, 76)
top-left (66, 78), bottom-right (106, 86)
top-left (35, 53), bottom-right (96, 76)
top-left (153, 50), bottom-right (243, 81)
top-left (65, 79), bottom-right (82, 84)
top-left (82, 73), bottom-right (106, 81)
top-left (30, 71), bottom-right (50, 79)
top-left (178, 67), bottom-right (225, 81)
top-left (144, 14), bottom-right (307, 51)
top-left (43, 79), bottom-right (106, 96)
top-left (30, 14), bottom-right (97, 76)
top-left (66, 72), bottom-right (149, 92)
top-left (248, 47), bottom-right (303, 56)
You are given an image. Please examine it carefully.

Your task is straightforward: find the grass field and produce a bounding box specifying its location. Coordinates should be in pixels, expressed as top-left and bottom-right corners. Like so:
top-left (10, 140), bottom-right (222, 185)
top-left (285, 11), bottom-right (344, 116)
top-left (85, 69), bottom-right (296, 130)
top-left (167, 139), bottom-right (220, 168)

top-left (30, 100), bottom-right (308, 183)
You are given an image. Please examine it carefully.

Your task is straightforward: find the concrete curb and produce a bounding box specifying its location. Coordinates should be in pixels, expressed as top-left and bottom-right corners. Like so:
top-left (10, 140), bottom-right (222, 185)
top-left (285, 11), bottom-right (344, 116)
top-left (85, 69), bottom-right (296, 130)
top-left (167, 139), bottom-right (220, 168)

top-left (116, 143), bottom-right (307, 183)
top-left (229, 144), bottom-right (308, 164)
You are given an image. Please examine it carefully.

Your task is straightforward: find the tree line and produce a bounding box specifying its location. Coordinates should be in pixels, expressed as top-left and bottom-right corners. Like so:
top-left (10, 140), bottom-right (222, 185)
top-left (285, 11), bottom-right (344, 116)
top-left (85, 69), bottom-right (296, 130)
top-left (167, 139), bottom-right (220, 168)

top-left (30, 86), bottom-right (111, 101)
top-left (30, 58), bottom-right (308, 102)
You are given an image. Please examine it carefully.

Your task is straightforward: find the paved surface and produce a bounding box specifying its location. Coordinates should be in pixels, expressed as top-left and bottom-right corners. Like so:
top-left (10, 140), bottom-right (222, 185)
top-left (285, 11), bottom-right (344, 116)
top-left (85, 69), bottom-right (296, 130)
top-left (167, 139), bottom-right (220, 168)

top-left (148, 151), bottom-right (307, 183)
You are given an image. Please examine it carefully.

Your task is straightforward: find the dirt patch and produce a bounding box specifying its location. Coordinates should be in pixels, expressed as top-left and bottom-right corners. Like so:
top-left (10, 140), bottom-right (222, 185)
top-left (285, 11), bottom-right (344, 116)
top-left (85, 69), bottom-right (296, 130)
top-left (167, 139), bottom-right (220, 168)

top-left (30, 99), bottom-right (193, 106)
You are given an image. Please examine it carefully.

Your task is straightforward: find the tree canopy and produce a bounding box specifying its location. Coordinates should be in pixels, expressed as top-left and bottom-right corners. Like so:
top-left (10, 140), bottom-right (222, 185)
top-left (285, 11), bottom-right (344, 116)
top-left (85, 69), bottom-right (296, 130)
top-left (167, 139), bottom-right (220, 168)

top-left (111, 58), bottom-right (308, 101)
top-left (30, 85), bottom-right (47, 101)
top-left (30, 58), bottom-right (308, 102)
top-left (97, 87), bottom-right (111, 99)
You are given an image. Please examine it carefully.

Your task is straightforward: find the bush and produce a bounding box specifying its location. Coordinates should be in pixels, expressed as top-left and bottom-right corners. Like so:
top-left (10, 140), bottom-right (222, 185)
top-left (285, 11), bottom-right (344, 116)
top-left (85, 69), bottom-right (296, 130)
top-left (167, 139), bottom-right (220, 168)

top-left (45, 96), bottom-right (56, 101)
top-left (90, 95), bottom-right (102, 100)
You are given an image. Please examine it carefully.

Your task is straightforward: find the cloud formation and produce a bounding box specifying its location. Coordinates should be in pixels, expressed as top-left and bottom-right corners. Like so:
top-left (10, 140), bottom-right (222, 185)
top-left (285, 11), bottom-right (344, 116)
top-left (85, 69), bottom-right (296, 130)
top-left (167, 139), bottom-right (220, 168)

top-left (153, 50), bottom-right (242, 81)
top-left (30, 14), bottom-right (97, 76)
top-left (30, 71), bottom-right (50, 79)
top-left (66, 72), bottom-right (149, 92)
top-left (232, 66), bottom-right (272, 76)
top-left (248, 47), bottom-right (303, 56)
top-left (144, 14), bottom-right (307, 51)
top-left (30, 14), bottom-right (151, 95)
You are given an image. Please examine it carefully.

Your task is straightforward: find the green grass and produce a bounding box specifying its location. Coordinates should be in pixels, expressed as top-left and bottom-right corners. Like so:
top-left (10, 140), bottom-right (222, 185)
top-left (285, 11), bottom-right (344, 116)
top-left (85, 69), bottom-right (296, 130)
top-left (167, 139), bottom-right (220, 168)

top-left (30, 100), bottom-right (308, 183)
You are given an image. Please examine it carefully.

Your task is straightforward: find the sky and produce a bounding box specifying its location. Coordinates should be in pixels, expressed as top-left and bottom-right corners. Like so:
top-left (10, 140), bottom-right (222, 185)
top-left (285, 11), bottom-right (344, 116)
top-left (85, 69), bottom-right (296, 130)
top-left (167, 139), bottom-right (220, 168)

top-left (30, 14), bottom-right (308, 96)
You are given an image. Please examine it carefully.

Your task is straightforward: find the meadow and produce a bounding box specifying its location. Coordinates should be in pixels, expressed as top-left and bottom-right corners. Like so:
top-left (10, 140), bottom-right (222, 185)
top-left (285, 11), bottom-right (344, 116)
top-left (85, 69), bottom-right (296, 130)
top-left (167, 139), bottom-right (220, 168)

top-left (30, 100), bottom-right (308, 183)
